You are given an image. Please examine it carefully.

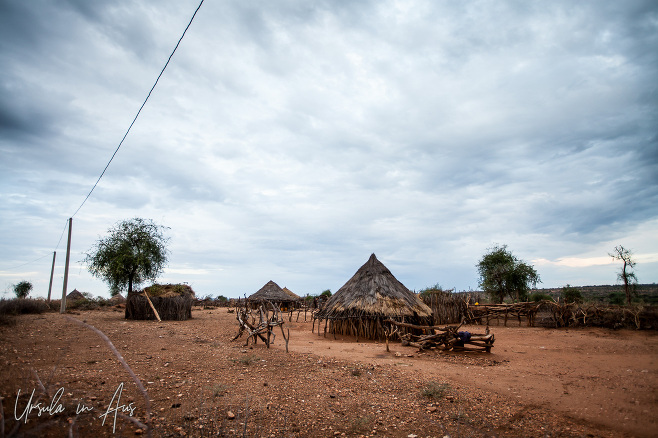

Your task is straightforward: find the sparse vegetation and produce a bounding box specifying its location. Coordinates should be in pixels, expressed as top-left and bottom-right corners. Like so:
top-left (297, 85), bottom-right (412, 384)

top-left (0, 298), bottom-right (50, 316)
top-left (349, 415), bottom-right (373, 433)
top-left (210, 383), bottom-right (230, 397)
top-left (529, 292), bottom-right (552, 302)
top-left (231, 355), bottom-right (260, 366)
top-left (421, 381), bottom-right (451, 399)
top-left (66, 295), bottom-right (111, 310)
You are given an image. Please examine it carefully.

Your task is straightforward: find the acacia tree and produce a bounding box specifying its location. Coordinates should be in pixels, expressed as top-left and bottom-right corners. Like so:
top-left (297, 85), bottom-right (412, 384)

top-left (609, 245), bottom-right (637, 305)
top-left (84, 218), bottom-right (169, 297)
top-left (13, 280), bottom-right (33, 299)
top-left (477, 244), bottom-right (540, 303)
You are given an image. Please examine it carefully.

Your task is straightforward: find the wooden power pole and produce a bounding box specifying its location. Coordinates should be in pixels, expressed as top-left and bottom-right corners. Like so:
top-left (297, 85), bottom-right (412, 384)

top-left (60, 218), bottom-right (72, 313)
top-left (47, 251), bottom-right (56, 302)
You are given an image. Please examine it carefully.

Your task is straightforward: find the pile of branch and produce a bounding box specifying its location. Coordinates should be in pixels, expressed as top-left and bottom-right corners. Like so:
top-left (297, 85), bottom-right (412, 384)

top-left (465, 302), bottom-right (543, 326)
top-left (231, 299), bottom-right (290, 352)
top-left (544, 302), bottom-right (653, 330)
top-left (385, 319), bottom-right (494, 353)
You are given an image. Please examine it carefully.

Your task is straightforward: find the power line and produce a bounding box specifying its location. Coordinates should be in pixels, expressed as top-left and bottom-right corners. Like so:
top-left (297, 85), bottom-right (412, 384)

top-left (71, 0), bottom-right (205, 218)
top-left (3, 253), bottom-right (52, 272)
top-left (2, 1), bottom-right (205, 274)
top-left (2, 219), bottom-right (68, 272)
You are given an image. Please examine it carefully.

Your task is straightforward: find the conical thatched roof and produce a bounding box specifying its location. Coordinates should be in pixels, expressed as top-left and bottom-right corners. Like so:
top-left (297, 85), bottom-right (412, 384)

top-left (67, 289), bottom-right (85, 301)
top-left (282, 287), bottom-right (301, 301)
top-left (248, 280), bottom-right (294, 303)
top-left (316, 254), bottom-right (432, 320)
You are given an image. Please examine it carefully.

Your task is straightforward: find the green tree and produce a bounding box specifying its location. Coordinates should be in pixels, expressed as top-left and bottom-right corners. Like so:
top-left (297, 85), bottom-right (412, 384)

top-left (561, 284), bottom-right (583, 304)
top-left (320, 289), bottom-right (332, 298)
top-left (13, 280), bottom-right (33, 299)
top-left (477, 244), bottom-right (540, 303)
top-left (84, 218), bottom-right (169, 297)
top-left (609, 245), bottom-right (637, 305)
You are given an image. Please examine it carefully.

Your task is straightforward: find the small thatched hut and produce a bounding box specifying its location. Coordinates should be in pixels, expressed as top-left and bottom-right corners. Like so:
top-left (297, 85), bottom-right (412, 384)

top-left (315, 254), bottom-right (433, 340)
top-left (108, 293), bottom-right (126, 305)
top-left (125, 284), bottom-right (194, 321)
top-left (67, 289), bottom-right (86, 301)
top-left (248, 281), bottom-right (299, 311)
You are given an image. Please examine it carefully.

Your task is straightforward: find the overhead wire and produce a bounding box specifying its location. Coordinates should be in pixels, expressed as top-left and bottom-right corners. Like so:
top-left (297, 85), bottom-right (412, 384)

top-left (71, 0), bottom-right (205, 218)
top-left (2, 0), bottom-right (205, 273)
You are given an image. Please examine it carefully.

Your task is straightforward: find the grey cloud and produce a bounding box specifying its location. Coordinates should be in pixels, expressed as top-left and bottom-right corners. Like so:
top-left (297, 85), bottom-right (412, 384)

top-left (2, 0), bottom-right (657, 296)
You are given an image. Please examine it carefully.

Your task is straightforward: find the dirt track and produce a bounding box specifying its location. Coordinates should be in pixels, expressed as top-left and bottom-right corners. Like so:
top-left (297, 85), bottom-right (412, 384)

top-left (0, 308), bottom-right (656, 437)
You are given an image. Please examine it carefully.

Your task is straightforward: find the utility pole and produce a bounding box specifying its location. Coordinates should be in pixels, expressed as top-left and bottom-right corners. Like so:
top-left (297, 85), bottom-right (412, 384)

top-left (60, 218), bottom-right (72, 313)
top-left (47, 251), bottom-right (56, 302)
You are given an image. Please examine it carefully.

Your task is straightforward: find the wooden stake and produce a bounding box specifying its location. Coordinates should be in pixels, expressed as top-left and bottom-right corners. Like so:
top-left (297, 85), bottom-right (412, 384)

top-left (142, 290), bottom-right (162, 322)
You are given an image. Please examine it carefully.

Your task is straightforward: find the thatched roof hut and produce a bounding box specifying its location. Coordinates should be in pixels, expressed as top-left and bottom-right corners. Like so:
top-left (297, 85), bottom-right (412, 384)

top-left (125, 284), bottom-right (194, 321)
top-left (248, 281), bottom-right (299, 310)
top-left (282, 287), bottom-right (301, 301)
top-left (108, 294), bottom-right (126, 305)
top-left (315, 254), bottom-right (432, 340)
top-left (67, 289), bottom-right (86, 301)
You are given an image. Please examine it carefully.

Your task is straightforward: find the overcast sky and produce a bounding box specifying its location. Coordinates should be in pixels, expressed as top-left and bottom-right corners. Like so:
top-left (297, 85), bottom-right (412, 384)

top-left (1, 0), bottom-right (657, 299)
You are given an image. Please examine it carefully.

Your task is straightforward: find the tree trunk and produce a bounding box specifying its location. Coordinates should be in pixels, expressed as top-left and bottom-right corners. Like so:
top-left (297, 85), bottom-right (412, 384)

top-left (623, 260), bottom-right (631, 305)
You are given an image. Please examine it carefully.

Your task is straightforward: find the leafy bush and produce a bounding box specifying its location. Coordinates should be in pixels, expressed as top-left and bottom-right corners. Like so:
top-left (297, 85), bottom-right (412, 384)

top-left (13, 281), bottom-right (33, 299)
top-left (608, 292), bottom-right (626, 305)
top-left (561, 285), bottom-right (583, 303)
top-left (529, 292), bottom-right (552, 302)
top-left (419, 283), bottom-right (446, 299)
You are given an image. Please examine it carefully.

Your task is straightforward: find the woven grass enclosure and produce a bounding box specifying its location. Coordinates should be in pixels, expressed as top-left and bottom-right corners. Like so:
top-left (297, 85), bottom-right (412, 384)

top-left (125, 283), bottom-right (194, 321)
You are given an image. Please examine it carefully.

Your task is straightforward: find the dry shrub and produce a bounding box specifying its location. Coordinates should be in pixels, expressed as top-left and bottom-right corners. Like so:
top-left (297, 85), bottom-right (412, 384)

top-left (0, 298), bottom-right (50, 316)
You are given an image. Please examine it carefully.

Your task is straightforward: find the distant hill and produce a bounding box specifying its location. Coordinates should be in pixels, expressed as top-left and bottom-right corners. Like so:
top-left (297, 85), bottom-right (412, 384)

top-left (455, 284), bottom-right (658, 304)
top-left (530, 284), bottom-right (658, 300)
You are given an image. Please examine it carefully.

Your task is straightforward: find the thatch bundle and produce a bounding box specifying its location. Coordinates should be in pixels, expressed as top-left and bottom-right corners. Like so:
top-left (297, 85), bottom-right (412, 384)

top-left (125, 284), bottom-right (194, 320)
top-left (315, 254), bottom-right (433, 340)
top-left (248, 281), bottom-right (300, 311)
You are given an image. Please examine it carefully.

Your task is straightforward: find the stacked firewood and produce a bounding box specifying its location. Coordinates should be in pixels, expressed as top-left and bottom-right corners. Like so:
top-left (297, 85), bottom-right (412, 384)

top-left (385, 319), bottom-right (494, 353)
top-left (232, 299), bottom-right (290, 352)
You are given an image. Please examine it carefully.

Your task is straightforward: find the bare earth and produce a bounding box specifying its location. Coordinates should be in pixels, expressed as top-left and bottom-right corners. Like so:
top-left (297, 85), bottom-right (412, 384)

top-left (0, 308), bottom-right (656, 437)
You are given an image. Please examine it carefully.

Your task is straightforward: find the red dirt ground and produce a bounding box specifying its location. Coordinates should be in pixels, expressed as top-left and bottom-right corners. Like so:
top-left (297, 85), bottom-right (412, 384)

top-left (0, 307), bottom-right (656, 437)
